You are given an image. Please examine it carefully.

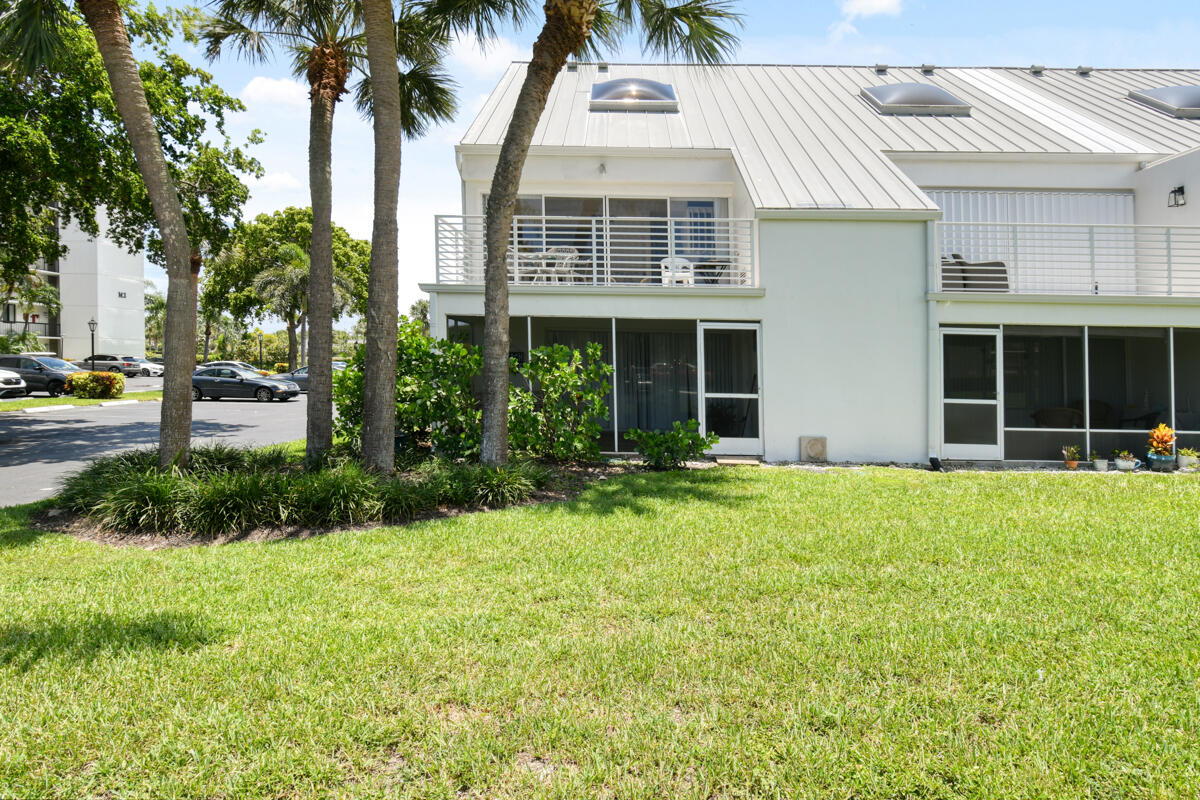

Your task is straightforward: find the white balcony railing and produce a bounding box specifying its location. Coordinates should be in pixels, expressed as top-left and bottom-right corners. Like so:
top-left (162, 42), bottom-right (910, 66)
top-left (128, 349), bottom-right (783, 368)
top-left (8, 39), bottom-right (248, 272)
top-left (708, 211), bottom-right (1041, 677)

top-left (937, 222), bottom-right (1200, 297)
top-left (435, 214), bottom-right (757, 288)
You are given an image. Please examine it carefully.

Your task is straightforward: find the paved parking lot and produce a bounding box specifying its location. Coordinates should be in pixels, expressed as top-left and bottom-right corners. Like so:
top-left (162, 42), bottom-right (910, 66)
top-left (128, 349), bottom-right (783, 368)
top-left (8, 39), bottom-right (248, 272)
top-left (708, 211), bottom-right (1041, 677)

top-left (0, 393), bottom-right (307, 507)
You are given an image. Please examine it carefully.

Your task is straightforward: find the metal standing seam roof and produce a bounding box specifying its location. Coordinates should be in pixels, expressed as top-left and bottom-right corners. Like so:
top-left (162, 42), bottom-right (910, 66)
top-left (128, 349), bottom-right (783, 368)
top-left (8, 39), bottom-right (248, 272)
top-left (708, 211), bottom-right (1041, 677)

top-left (460, 64), bottom-right (1200, 213)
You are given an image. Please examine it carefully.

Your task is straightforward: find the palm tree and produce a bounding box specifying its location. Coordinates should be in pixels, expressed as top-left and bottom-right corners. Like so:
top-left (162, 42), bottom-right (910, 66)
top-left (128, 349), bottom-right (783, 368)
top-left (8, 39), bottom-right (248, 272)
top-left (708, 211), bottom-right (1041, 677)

top-left (253, 243), bottom-right (310, 370)
top-left (357, 2), bottom-right (455, 473)
top-left (2, 0), bottom-right (197, 468)
top-left (144, 280), bottom-right (166, 354)
top-left (18, 280), bottom-right (62, 337)
top-left (204, 0), bottom-right (455, 470)
top-left (203, 0), bottom-right (362, 467)
top-left (433, 0), bottom-right (742, 465)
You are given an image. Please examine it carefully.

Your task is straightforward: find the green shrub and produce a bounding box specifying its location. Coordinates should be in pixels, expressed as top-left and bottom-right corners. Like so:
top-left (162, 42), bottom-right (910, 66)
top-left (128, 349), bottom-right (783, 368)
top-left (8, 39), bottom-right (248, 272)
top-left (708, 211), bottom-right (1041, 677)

top-left (187, 442), bottom-right (250, 474)
top-left (182, 471), bottom-right (293, 536)
top-left (472, 466), bottom-right (535, 507)
top-left (0, 332), bottom-right (40, 354)
top-left (287, 463), bottom-right (382, 527)
top-left (379, 476), bottom-right (439, 523)
top-left (509, 342), bottom-right (612, 462)
top-left (94, 468), bottom-right (189, 532)
top-left (627, 419), bottom-right (719, 470)
top-left (65, 370), bottom-right (125, 398)
top-left (58, 449), bottom-right (159, 511)
top-left (334, 318), bottom-right (481, 461)
top-left (243, 444), bottom-right (294, 472)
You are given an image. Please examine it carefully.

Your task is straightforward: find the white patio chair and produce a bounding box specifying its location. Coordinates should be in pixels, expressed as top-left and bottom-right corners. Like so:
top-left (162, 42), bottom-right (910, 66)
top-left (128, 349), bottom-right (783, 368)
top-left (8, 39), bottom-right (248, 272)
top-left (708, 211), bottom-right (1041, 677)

top-left (660, 256), bottom-right (695, 286)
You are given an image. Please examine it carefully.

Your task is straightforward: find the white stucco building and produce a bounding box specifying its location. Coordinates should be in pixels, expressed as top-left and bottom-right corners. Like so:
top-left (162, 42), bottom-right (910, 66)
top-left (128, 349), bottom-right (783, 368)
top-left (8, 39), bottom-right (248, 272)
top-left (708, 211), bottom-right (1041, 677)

top-left (424, 63), bottom-right (1200, 463)
top-left (1, 215), bottom-right (145, 359)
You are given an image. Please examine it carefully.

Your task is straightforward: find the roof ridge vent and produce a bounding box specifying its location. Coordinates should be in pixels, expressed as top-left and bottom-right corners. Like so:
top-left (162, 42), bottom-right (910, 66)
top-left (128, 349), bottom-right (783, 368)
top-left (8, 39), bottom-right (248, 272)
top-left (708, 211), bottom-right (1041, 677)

top-left (1030, 65), bottom-right (1045, 75)
top-left (874, 64), bottom-right (888, 74)
top-left (566, 61), bottom-right (578, 72)
top-left (1076, 66), bottom-right (1093, 76)
top-left (597, 62), bottom-right (609, 72)
top-left (920, 64), bottom-right (935, 74)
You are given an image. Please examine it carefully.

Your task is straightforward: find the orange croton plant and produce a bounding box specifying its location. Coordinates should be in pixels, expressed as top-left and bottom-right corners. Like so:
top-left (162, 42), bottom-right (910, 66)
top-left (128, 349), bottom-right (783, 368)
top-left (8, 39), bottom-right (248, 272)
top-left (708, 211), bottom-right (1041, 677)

top-left (1148, 423), bottom-right (1176, 456)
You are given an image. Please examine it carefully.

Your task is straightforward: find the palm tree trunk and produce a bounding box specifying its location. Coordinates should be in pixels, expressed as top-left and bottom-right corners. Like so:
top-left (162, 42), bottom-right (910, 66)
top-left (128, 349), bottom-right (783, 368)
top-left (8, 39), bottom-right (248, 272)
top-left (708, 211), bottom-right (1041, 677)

top-left (480, 2), bottom-right (597, 465)
top-left (305, 82), bottom-right (336, 467)
top-left (78, 0), bottom-right (194, 469)
top-left (359, 0), bottom-right (402, 473)
top-left (286, 319), bottom-right (298, 370)
top-left (203, 318), bottom-right (212, 361)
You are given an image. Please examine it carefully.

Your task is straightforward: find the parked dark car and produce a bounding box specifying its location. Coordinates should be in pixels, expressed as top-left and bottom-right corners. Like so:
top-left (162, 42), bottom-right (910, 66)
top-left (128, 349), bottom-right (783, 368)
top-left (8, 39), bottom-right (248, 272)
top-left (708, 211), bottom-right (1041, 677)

top-left (191, 367), bottom-right (300, 402)
top-left (0, 354), bottom-right (82, 396)
top-left (269, 365), bottom-right (309, 391)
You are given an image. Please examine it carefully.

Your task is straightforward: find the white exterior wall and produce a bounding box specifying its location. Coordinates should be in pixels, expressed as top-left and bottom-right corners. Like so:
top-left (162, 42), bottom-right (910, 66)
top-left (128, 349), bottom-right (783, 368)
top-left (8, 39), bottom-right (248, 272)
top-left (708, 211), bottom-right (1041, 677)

top-left (429, 215), bottom-right (933, 464)
top-left (757, 218), bottom-right (930, 463)
top-left (58, 218), bottom-right (145, 358)
top-left (1134, 148), bottom-right (1200, 226)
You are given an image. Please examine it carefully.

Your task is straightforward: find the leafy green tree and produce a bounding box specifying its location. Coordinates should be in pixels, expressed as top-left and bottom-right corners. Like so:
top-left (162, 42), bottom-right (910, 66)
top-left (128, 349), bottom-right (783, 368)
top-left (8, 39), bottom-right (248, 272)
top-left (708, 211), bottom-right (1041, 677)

top-left (431, 0), bottom-right (741, 464)
top-left (0, 2), bottom-right (260, 467)
top-left (200, 207), bottom-right (370, 368)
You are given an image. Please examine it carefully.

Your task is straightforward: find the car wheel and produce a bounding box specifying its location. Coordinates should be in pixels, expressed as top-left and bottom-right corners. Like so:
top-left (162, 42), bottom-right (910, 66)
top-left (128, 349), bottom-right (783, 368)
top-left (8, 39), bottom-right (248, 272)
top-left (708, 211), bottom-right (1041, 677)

top-left (47, 382), bottom-right (64, 398)
top-left (255, 387), bottom-right (272, 402)
top-left (191, 386), bottom-right (202, 401)
top-left (140, 368), bottom-right (150, 376)
top-left (109, 366), bottom-right (121, 373)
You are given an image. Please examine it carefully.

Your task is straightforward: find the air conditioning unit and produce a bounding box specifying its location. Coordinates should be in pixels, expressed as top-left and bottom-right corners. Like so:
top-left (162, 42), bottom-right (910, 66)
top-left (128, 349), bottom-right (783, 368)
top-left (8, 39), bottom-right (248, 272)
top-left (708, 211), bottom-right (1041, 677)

top-left (799, 436), bottom-right (827, 463)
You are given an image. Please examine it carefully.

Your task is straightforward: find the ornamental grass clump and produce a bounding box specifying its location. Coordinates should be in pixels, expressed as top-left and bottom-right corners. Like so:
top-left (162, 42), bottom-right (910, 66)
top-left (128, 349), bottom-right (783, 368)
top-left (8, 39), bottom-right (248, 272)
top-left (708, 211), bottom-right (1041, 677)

top-left (286, 464), bottom-right (382, 527)
top-left (183, 471), bottom-right (294, 536)
top-left (94, 468), bottom-right (189, 533)
top-left (1148, 423), bottom-right (1176, 456)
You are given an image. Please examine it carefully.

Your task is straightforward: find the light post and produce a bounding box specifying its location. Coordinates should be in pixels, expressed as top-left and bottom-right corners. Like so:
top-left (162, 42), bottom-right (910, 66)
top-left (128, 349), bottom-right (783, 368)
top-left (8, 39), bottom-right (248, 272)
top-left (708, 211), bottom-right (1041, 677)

top-left (87, 318), bottom-right (97, 370)
top-left (257, 330), bottom-right (264, 370)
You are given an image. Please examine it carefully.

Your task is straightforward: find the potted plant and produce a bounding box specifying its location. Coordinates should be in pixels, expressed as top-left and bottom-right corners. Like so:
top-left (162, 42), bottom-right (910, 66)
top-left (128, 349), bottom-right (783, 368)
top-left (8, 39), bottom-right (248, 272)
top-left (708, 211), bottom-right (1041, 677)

top-left (1147, 423), bottom-right (1176, 472)
top-left (1178, 447), bottom-right (1199, 470)
top-left (1113, 449), bottom-right (1141, 472)
top-left (1089, 450), bottom-right (1108, 472)
top-left (1061, 444), bottom-right (1081, 470)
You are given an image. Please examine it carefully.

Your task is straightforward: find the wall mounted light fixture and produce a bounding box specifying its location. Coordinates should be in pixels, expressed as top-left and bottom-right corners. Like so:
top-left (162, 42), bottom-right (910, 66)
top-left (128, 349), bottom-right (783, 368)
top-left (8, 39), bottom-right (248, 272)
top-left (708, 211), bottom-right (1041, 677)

top-left (1169, 185), bottom-right (1187, 207)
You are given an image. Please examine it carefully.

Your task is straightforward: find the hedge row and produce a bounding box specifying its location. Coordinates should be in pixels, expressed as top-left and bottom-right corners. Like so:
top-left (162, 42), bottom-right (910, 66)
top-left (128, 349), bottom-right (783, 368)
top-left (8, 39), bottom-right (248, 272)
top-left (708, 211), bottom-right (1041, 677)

top-left (58, 444), bottom-right (551, 537)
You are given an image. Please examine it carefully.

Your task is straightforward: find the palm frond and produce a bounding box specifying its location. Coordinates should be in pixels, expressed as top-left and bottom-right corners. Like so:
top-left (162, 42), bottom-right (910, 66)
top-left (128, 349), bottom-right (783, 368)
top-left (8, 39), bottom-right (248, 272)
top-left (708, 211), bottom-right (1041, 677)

top-left (417, 0), bottom-right (532, 41)
top-left (0, 0), bottom-right (72, 75)
top-left (353, 59), bottom-right (458, 137)
top-left (628, 0), bottom-right (741, 64)
top-left (199, 12), bottom-right (279, 63)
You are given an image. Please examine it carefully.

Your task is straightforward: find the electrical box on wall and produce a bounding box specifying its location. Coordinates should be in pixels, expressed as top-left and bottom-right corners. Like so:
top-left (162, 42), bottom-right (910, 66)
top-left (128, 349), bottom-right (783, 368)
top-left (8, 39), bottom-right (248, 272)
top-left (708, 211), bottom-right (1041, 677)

top-left (799, 436), bottom-right (827, 462)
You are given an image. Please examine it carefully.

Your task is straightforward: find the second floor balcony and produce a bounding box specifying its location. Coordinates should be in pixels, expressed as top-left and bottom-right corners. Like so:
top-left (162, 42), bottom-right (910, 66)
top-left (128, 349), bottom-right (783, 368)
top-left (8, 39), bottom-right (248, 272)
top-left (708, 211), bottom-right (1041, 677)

top-left (937, 221), bottom-right (1200, 297)
top-left (435, 214), bottom-right (757, 288)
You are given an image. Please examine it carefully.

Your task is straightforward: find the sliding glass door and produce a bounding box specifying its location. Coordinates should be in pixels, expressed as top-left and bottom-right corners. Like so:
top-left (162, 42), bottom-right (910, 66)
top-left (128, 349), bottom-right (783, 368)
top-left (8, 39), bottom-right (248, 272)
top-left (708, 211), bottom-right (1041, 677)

top-left (699, 323), bottom-right (762, 455)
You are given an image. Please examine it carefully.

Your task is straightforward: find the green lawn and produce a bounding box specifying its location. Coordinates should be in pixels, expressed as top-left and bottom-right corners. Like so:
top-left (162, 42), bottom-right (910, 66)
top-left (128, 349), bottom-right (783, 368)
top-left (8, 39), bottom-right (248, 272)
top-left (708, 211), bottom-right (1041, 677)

top-left (1, 468), bottom-right (1198, 798)
top-left (0, 391), bottom-right (162, 412)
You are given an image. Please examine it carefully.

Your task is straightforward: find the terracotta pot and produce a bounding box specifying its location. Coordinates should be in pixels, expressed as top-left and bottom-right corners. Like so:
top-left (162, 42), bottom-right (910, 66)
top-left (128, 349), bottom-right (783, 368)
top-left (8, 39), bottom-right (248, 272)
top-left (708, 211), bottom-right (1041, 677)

top-left (1064, 460), bottom-right (1078, 470)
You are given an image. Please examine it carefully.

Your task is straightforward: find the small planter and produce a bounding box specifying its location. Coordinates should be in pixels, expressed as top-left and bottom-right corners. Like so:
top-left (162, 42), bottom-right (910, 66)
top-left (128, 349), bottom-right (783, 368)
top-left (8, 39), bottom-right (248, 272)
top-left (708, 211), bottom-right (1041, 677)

top-left (1063, 459), bottom-right (1079, 470)
top-left (1092, 458), bottom-right (1109, 472)
top-left (1114, 456), bottom-right (1141, 472)
top-left (1147, 452), bottom-right (1176, 472)
top-left (1178, 454), bottom-right (1199, 470)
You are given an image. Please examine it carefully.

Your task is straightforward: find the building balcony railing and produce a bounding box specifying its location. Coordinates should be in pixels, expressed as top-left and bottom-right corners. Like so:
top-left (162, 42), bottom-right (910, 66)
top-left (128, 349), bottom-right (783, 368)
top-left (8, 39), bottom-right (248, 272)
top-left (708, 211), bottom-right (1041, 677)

top-left (936, 221), bottom-right (1200, 297)
top-left (0, 320), bottom-right (55, 337)
top-left (435, 214), bottom-right (757, 288)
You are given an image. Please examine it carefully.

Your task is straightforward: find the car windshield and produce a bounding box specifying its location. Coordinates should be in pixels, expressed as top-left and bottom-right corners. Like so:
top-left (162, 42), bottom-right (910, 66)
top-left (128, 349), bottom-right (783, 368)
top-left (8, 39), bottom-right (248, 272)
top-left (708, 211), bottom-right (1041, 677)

top-left (35, 357), bottom-right (78, 370)
top-left (233, 369), bottom-right (262, 379)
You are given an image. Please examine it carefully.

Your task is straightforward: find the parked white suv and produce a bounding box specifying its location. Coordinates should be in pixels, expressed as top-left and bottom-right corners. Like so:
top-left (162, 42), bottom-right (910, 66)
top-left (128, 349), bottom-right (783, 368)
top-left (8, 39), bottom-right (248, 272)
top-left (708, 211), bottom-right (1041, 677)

top-left (0, 368), bottom-right (27, 398)
top-left (121, 356), bottom-right (164, 377)
top-left (70, 354), bottom-right (142, 376)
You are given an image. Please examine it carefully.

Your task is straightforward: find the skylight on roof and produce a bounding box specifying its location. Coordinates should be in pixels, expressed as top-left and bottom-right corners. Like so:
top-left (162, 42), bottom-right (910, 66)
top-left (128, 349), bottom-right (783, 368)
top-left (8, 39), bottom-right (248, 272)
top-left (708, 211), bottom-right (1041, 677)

top-left (1128, 85), bottom-right (1200, 118)
top-left (589, 78), bottom-right (678, 112)
top-left (861, 82), bottom-right (970, 116)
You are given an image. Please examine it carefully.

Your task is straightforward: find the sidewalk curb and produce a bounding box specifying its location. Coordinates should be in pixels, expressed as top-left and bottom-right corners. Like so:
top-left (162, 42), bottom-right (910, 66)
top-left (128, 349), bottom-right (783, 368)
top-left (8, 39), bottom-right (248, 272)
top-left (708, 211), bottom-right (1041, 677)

top-left (21, 405), bottom-right (75, 414)
top-left (99, 400), bottom-right (140, 407)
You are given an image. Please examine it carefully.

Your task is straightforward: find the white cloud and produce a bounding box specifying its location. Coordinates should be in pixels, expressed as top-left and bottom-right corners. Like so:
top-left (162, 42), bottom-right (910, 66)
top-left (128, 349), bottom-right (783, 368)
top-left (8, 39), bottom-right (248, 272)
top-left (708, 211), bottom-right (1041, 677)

top-left (252, 171), bottom-right (304, 192)
top-left (448, 35), bottom-right (527, 80)
top-left (240, 76), bottom-right (309, 110)
top-left (829, 0), bottom-right (902, 43)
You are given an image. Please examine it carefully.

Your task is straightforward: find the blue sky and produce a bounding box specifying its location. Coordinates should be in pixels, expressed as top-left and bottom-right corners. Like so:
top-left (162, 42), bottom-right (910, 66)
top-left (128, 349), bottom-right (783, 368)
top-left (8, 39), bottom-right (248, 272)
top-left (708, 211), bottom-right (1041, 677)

top-left (147, 0), bottom-right (1200, 320)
